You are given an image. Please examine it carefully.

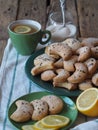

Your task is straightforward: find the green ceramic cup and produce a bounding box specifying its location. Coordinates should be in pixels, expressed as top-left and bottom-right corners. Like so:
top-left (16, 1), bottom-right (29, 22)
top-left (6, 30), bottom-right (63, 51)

top-left (8, 19), bottom-right (51, 55)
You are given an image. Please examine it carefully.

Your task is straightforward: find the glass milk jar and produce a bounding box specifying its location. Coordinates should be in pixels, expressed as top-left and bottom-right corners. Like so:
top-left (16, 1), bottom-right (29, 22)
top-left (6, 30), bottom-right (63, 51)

top-left (46, 11), bottom-right (77, 42)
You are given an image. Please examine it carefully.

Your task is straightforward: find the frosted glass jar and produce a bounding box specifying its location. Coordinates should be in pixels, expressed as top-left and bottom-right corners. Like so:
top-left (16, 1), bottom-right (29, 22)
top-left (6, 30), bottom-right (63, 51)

top-left (46, 11), bottom-right (77, 42)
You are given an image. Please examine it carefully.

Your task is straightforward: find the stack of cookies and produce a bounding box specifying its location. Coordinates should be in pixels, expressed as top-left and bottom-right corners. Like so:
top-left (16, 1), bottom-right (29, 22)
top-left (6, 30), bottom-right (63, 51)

top-left (10, 95), bottom-right (64, 122)
top-left (31, 37), bottom-right (98, 91)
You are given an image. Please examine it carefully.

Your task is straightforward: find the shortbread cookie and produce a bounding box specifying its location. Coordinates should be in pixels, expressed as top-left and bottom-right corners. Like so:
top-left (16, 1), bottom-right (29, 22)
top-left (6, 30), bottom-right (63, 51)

top-left (68, 63), bottom-right (88, 83)
top-left (53, 69), bottom-right (70, 83)
top-left (85, 58), bottom-right (97, 76)
top-left (63, 55), bottom-right (78, 72)
top-left (92, 73), bottom-right (98, 86)
top-left (91, 46), bottom-right (98, 59)
top-left (97, 60), bottom-right (98, 70)
top-left (47, 42), bottom-right (72, 60)
top-left (76, 46), bottom-right (91, 62)
top-left (63, 38), bottom-right (82, 52)
top-left (41, 70), bottom-right (56, 81)
top-left (53, 81), bottom-right (77, 90)
top-left (81, 37), bottom-right (98, 47)
top-left (45, 46), bottom-right (60, 60)
top-left (34, 53), bottom-right (56, 66)
top-left (79, 80), bottom-right (94, 91)
top-left (31, 62), bottom-right (54, 76)
top-left (41, 95), bottom-right (64, 114)
top-left (31, 99), bottom-right (49, 121)
top-left (10, 100), bottom-right (33, 122)
top-left (54, 58), bottom-right (63, 68)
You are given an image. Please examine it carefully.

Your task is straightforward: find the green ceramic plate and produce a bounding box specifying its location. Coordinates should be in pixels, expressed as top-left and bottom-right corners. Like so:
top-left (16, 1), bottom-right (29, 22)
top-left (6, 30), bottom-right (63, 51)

top-left (25, 48), bottom-right (81, 97)
top-left (8, 91), bottom-right (78, 130)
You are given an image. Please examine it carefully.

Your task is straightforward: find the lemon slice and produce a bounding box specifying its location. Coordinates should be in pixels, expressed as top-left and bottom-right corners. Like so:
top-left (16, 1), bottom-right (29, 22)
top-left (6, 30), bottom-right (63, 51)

top-left (41, 115), bottom-right (70, 129)
top-left (22, 125), bottom-right (35, 130)
top-left (14, 25), bottom-right (31, 34)
top-left (76, 88), bottom-right (98, 117)
top-left (34, 120), bottom-right (57, 130)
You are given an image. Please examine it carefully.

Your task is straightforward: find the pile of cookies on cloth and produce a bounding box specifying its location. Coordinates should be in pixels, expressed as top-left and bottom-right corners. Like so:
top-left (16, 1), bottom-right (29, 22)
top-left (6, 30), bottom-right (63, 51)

top-left (31, 37), bottom-right (98, 91)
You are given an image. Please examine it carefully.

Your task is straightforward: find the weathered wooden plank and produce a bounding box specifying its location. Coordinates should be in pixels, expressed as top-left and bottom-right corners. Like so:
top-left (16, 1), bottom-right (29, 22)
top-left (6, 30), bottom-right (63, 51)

top-left (49, 0), bottom-right (60, 12)
top-left (76, 0), bottom-right (98, 37)
top-left (0, 40), bottom-right (7, 65)
top-left (72, 115), bottom-right (97, 128)
top-left (66, 0), bottom-right (78, 27)
top-left (17, 0), bottom-right (47, 29)
top-left (74, 113), bottom-right (86, 125)
top-left (0, 0), bottom-right (19, 39)
top-left (86, 117), bottom-right (97, 122)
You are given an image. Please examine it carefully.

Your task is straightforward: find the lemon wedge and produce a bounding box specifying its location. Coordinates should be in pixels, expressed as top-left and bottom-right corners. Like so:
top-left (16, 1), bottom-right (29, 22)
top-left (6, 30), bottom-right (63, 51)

top-left (22, 125), bottom-right (35, 130)
top-left (14, 25), bottom-right (31, 34)
top-left (41, 115), bottom-right (70, 129)
top-left (76, 88), bottom-right (98, 117)
top-left (34, 120), bottom-right (57, 130)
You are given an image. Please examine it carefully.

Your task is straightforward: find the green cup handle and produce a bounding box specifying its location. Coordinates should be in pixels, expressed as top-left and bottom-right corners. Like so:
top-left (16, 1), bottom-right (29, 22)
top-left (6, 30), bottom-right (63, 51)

top-left (40, 30), bottom-right (51, 45)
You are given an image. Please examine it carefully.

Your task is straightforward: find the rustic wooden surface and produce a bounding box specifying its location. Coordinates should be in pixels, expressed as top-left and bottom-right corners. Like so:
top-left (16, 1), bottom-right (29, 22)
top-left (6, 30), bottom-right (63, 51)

top-left (77, 0), bottom-right (98, 37)
top-left (0, 0), bottom-right (98, 128)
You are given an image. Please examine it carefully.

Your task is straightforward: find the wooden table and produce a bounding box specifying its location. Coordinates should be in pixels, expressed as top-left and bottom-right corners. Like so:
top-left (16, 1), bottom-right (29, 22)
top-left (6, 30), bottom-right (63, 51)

top-left (0, 0), bottom-right (98, 128)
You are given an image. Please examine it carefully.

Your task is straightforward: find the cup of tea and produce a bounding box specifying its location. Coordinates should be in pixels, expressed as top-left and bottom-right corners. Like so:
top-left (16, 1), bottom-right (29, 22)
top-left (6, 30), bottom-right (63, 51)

top-left (8, 19), bottom-right (51, 55)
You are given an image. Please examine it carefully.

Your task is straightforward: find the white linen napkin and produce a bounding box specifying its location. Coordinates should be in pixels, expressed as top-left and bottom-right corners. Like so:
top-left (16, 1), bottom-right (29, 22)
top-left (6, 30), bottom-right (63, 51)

top-left (0, 39), bottom-right (47, 130)
top-left (71, 119), bottom-right (98, 130)
top-left (0, 39), bottom-right (98, 130)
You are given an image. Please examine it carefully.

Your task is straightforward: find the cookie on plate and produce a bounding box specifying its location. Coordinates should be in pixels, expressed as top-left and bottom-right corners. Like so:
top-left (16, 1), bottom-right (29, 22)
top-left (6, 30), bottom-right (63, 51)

top-left (41, 95), bottom-right (64, 114)
top-left (81, 37), bottom-right (98, 47)
top-left (91, 46), bottom-right (98, 59)
top-left (31, 99), bottom-right (49, 121)
top-left (53, 69), bottom-right (70, 83)
top-left (85, 58), bottom-right (97, 76)
top-left (34, 53), bottom-right (56, 66)
top-left (92, 73), bottom-right (98, 86)
top-left (47, 42), bottom-right (72, 60)
top-left (76, 46), bottom-right (91, 62)
top-left (54, 58), bottom-right (63, 68)
top-left (41, 70), bottom-right (56, 81)
top-left (10, 100), bottom-right (33, 122)
top-left (31, 62), bottom-right (54, 76)
top-left (63, 38), bottom-right (82, 52)
top-left (68, 63), bottom-right (88, 83)
top-left (63, 55), bottom-right (78, 72)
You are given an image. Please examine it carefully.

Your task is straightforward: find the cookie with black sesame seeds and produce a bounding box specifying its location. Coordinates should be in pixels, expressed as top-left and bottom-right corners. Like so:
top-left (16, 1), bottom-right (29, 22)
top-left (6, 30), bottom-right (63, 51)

top-left (34, 53), bottom-right (56, 66)
top-left (81, 37), bottom-right (98, 47)
top-left (63, 38), bottom-right (82, 52)
top-left (10, 100), bottom-right (33, 122)
top-left (85, 58), bottom-right (97, 76)
top-left (92, 72), bottom-right (98, 86)
top-left (30, 99), bottom-right (49, 121)
top-left (76, 46), bottom-right (91, 62)
top-left (41, 95), bottom-right (64, 115)
top-left (68, 63), bottom-right (88, 83)
top-left (91, 46), bottom-right (98, 59)
top-left (46, 42), bottom-right (73, 60)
